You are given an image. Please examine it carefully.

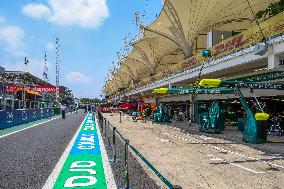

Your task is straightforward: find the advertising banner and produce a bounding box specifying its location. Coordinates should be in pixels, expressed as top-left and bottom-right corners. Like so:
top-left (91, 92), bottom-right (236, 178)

top-left (5, 84), bottom-right (64, 94)
top-left (0, 108), bottom-right (54, 129)
top-left (5, 84), bottom-right (23, 93)
top-left (33, 86), bottom-right (56, 93)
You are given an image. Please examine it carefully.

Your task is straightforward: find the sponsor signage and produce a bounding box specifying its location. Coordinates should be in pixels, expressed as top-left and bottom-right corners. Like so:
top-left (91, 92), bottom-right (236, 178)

top-left (53, 113), bottom-right (107, 189)
top-left (33, 86), bottom-right (57, 93)
top-left (5, 84), bottom-right (64, 94)
top-left (0, 108), bottom-right (54, 129)
top-left (5, 84), bottom-right (22, 93)
top-left (229, 71), bottom-right (284, 82)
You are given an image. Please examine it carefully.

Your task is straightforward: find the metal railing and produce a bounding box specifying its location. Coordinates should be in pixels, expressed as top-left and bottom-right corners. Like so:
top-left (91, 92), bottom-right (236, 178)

top-left (0, 98), bottom-right (52, 111)
top-left (97, 112), bottom-right (182, 189)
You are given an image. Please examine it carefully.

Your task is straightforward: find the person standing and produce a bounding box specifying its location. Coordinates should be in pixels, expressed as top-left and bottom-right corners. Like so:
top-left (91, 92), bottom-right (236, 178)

top-left (75, 102), bottom-right (79, 114)
top-left (91, 104), bottom-right (97, 113)
top-left (61, 103), bottom-right (67, 119)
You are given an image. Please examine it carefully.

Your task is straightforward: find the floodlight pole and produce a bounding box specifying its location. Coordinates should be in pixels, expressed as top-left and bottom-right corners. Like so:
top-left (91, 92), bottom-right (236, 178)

top-left (23, 57), bottom-right (29, 109)
top-left (23, 73), bottom-right (26, 109)
top-left (55, 37), bottom-right (60, 104)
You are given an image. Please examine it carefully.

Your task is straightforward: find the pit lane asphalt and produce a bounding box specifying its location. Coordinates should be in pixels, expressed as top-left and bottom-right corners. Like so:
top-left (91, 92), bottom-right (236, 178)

top-left (0, 111), bottom-right (86, 189)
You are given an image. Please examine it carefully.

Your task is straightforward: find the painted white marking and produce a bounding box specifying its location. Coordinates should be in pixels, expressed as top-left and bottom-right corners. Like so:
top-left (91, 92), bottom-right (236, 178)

top-left (95, 117), bottom-right (117, 189)
top-left (208, 155), bottom-right (265, 174)
top-left (209, 157), bottom-right (223, 161)
top-left (69, 168), bottom-right (97, 175)
top-left (200, 135), bottom-right (212, 140)
top-left (42, 113), bottom-right (87, 189)
top-left (64, 176), bottom-right (97, 187)
top-left (163, 132), bottom-right (284, 169)
top-left (156, 137), bottom-right (170, 142)
top-left (71, 161), bottom-right (96, 168)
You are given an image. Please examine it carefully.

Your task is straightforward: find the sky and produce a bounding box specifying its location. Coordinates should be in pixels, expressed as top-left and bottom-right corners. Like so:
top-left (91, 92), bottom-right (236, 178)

top-left (0, 0), bottom-right (163, 98)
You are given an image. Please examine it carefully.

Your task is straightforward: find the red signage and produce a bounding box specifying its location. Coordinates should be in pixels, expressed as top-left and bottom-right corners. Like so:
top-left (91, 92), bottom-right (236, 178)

top-left (33, 86), bottom-right (57, 93)
top-left (5, 84), bottom-right (22, 93)
top-left (5, 84), bottom-right (62, 94)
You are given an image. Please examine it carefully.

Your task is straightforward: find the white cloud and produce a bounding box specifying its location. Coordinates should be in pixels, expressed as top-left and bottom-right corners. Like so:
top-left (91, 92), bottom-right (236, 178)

top-left (3, 59), bottom-right (52, 79)
top-left (0, 25), bottom-right (26, 57)
top-left (22, 3), bottom-right (51, 19)
top-left (46, 42), bottom-right (55, 52)
top-left (66, 71), bottom-right (91, 83)
top-left (22, 0), bottom-right (109, 29)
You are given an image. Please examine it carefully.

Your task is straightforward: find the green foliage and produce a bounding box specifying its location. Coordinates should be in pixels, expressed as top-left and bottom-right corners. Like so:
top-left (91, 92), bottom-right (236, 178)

top-left (59, 86), bottom-right (75, 104)
top-left (255, 1), bottom-right (284, 20)
top-left (80, 98), bottom-right (102, 104)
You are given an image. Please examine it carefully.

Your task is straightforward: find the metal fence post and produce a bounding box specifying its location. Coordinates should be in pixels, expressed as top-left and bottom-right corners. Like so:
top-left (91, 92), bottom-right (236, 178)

top-left (103, 118), bottom-right (107, 138)
top-left (121, 139), bottom-right (130, 189)
top-left (101, 117), bottom-right (104, 133)
top-left (110, 127), bottom-right (119, 163)
top-left (104, 122), bottom-right (109, 138)
top-left (119, 111), bottom-right (122, 123)
top-left (104, 120), bottom-right (108, 139)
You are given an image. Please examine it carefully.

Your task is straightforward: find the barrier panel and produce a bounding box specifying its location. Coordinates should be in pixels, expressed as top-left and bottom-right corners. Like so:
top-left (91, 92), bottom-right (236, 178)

top-left (97, 112), bottom-right (182, 189)
top-left (0, 108), bottom-right (54, 129)
top-left (53, 107), bottom-right (61, 115)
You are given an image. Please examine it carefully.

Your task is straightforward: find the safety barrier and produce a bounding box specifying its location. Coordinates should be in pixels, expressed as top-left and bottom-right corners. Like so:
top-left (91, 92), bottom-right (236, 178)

top-left (97, 112), bottom-right (182, 189)
top-left (0, 108), bottom-right (54, 129)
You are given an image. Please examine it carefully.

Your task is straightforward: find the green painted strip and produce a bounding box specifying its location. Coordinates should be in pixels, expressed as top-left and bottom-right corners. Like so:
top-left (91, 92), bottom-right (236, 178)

top-left (53, 113), bottom-right (107, 189)
top-left (53, 155), bottom-right (107, 189)
top-left (81, 116), bottom-right (97, 133)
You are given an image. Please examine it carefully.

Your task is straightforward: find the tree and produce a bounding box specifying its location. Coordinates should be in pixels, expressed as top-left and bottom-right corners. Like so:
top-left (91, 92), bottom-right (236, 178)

top-left (59, 86), bottom-right (75, 105)
top-left (79, 98), bottom-right (102, 104)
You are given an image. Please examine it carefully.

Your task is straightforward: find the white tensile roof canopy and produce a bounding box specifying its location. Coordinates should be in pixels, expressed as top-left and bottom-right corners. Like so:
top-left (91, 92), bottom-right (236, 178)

top-left (104, 0), bottom-right (278, 96)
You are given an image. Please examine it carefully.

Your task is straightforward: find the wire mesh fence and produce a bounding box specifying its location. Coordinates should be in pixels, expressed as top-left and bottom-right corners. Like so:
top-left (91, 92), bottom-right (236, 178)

top-left (96, 112), bottom-right (182, 189)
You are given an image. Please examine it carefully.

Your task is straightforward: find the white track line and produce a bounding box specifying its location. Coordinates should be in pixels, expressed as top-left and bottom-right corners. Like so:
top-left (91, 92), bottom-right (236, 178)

top-left (95, 117), bottom-right (117, 189)
top-left (164, 132), bottom-right (284, 170)
top-left (0, 111), bottom-right (76, 139)
top-left (208, 155), bottom-right (265, 174)
top-left (42, 113), bottom-right (87, 189)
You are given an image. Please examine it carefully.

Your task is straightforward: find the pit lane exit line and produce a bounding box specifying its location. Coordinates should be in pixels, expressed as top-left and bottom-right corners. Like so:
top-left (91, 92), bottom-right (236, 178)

top-left (43, 113), bottom-right (115, 189)
top-left (42, 113), bottom-right (87, 189)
